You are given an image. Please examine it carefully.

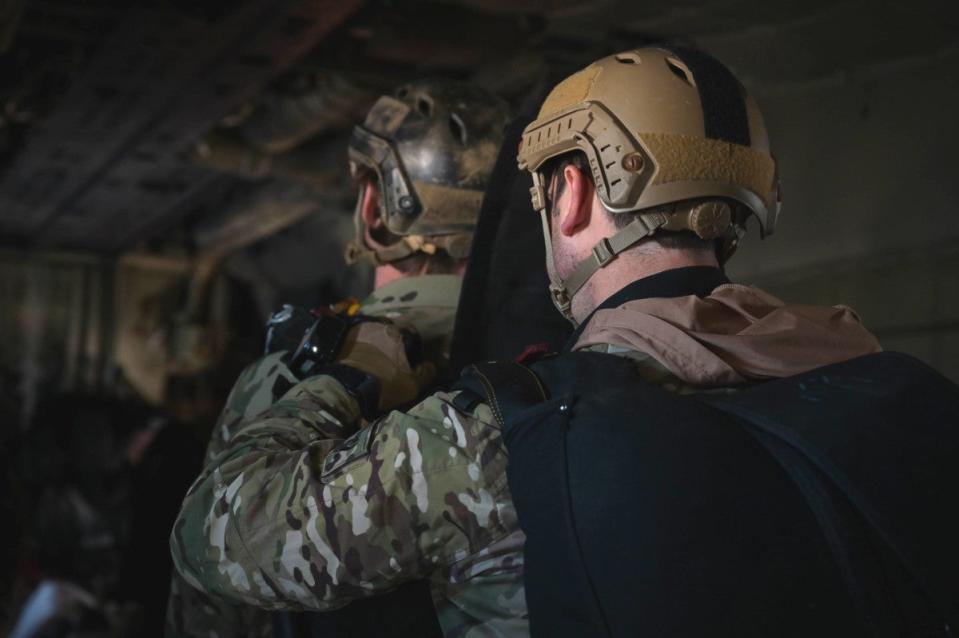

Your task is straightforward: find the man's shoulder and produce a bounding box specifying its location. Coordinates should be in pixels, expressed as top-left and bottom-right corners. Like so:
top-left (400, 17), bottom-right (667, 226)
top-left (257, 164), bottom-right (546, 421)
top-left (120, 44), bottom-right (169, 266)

top-left (205, 352), bottom-right (299, 460)
top-left (574, 344), bottom-right (704, 392)
top-left (224, 352), bottom-right (299, 417)
top-left (322, 389), bottom-right (501, 486)
top-left (270, 389), bottom-right (514, 586)
top-left (361, 275), bottom-right (462, 314)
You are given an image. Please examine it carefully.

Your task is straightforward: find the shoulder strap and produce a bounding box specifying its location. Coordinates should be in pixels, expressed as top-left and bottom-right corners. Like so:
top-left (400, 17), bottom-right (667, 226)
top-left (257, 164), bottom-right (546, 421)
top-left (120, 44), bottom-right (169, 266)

top-left (725, 418), bottom-right (896, 637)
top-left (455, 361), bottom-right (549, 427)
top-left (703, 361), bottom-right (959, 636)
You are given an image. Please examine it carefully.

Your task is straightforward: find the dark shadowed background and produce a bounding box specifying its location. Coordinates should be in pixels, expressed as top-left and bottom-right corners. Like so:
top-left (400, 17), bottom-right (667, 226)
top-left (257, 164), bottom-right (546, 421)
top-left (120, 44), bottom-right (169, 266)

top-left (1, 0), bottom-right (957, 633)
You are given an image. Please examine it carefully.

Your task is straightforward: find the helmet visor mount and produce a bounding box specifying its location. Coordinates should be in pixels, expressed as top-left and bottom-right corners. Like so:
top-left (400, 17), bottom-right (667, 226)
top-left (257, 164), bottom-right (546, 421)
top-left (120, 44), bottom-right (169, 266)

top-left (348, 124), bottom-right (422, 235)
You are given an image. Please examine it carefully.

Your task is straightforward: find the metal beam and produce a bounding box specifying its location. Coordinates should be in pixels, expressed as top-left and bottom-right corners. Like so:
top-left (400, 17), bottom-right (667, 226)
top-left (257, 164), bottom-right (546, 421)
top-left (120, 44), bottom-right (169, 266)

top-left (0, 0), bottom-right (25, 52)
top-left (0, 0), bottom-right (364, 250)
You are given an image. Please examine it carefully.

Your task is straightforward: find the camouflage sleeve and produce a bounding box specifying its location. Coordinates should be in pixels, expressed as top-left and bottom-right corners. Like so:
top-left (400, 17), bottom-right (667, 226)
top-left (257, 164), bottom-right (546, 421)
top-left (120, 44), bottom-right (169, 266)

top-left (170, 372), bottom-right (512, 612)
top-left (166, 353), bottom-right (298, 637)
top-left (204, 352), bottom-right (299, 463)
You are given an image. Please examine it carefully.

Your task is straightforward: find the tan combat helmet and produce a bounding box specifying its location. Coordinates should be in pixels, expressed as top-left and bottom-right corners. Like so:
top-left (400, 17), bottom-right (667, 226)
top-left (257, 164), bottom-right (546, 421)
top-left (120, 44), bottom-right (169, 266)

top-left (517, 46), bottom-right (782, 321)
top-left (346, 80), bottom-right (510, 265)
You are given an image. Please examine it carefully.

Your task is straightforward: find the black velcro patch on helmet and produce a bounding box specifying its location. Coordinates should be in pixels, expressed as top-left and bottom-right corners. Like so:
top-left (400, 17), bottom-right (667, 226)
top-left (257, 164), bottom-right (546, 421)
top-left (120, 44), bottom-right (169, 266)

top-left (669, 47), bottom-right (751, 147)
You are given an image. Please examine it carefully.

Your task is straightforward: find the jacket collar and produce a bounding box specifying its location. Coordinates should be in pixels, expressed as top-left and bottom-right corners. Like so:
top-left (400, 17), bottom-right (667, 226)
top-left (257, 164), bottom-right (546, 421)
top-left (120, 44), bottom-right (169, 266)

top-left (565, 266), bottom-right (729, 351)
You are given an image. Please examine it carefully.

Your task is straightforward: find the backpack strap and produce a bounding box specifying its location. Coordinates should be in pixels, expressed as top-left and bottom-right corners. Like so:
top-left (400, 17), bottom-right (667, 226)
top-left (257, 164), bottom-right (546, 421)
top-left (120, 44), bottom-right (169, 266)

top-left (705, 393), bottom-right (955, 637)
top-left (726, 416), bottom-right (896, 638)
top-left (454, 361), bottom-right (549, 427)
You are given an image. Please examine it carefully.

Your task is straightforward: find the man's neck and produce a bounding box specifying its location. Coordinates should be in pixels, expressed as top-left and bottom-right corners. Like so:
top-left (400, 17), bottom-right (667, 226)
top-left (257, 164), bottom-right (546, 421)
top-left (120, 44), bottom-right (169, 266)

top-left (563, 265), bottom-right (730, 351)
top-left (571, 249), bottom-right (719, 323)
top-left (374, 263), bottom-right (419, 288)
top-left (374, 260), bottom-right (466, 289)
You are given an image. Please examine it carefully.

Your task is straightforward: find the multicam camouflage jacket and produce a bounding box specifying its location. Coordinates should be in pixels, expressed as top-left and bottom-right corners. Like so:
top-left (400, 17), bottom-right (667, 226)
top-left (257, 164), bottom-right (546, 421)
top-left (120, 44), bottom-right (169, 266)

top-left (167, 275), bottom-right (529, 637)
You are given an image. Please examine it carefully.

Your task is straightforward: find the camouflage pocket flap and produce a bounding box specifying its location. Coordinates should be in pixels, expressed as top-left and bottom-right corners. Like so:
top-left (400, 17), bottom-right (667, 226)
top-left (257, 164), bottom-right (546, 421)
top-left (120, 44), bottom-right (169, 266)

top-left (321, 424), bottom-right (378, 481)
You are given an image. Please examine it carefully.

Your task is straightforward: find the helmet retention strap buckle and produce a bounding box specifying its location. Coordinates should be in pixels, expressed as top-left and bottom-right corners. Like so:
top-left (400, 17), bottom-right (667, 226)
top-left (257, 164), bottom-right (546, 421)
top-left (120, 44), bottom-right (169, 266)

top-left (592, 238), bottom-right (615, 266)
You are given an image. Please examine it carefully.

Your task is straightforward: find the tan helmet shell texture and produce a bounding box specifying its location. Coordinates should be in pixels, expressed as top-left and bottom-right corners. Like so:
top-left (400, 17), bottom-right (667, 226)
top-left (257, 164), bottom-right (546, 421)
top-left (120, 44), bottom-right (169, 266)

top-left (347, 80), bottom-right (510, 265)
top-left (518, 47), bottom-right (779, 235)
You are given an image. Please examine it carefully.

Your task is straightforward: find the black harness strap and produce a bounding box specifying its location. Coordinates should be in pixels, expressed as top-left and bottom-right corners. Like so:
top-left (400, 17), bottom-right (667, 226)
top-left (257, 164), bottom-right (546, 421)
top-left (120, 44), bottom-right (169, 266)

top-left (700, 351), bottom-right (959, 635)
top-left (739, 425), bottom-right (895, 638)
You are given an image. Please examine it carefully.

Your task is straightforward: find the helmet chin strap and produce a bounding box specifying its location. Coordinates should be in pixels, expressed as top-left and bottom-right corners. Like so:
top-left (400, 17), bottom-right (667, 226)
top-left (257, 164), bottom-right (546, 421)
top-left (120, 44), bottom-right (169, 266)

top-left (345, 182), bottom-right (375, 264)
top-left (532, 172), bottom-right (670, 325)
top-left (537, 207), bottom-right (574, 321)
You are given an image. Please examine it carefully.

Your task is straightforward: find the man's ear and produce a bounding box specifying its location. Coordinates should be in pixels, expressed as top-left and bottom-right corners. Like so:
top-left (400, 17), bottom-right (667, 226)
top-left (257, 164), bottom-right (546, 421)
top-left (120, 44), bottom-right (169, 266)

top-left (558, 164), bottom-right (593, 237)
top-left (360, 182), bottom-right (383, 228)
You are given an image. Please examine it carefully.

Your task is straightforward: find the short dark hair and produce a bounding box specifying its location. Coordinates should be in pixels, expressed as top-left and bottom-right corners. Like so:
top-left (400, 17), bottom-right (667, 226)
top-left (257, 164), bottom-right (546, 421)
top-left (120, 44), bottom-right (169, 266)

top-left (541, 151), bottom-right (716, 253)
